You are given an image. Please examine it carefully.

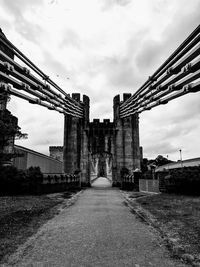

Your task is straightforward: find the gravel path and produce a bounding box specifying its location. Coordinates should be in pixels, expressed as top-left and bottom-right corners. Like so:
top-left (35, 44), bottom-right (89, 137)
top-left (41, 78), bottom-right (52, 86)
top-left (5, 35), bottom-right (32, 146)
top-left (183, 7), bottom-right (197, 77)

top-left (2, 178), bottom-right (188, 267)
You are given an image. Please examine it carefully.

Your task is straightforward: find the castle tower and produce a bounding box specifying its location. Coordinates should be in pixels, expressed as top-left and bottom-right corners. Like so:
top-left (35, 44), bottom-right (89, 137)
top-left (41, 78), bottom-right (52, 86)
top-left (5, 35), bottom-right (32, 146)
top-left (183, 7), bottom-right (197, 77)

top-left (63, 93), bottom-right (90, 186)
top-left (113, 94), bottom-right (141, 186)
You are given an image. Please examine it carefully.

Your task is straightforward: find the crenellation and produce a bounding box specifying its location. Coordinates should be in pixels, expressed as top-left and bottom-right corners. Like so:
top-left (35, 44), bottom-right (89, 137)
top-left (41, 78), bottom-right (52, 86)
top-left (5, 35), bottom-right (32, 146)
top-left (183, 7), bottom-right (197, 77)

top-left (82, 94), bottom-right (90, 122)
top-left (103, 119), bottom-right (110, 124)
top-left (123, 93), bottom-right (131, 102)
top-left (72, 93), bottom-right (81, 102)
top-left (93, 119), bottom-right (100, 123)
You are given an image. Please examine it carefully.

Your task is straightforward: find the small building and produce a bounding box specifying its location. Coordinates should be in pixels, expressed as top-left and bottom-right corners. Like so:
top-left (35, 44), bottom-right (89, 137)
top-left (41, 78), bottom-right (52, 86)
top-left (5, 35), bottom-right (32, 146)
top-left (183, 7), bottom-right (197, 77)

top-left (155, 157), bottom-right (200, 172)
top-left (13, 145), bottom-right (63, 174)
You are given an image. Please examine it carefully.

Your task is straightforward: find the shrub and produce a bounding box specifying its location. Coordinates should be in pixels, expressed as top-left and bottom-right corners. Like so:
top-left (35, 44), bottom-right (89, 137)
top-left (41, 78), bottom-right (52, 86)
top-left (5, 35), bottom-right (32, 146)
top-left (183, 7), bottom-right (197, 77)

top-left (142, 170), bottom-right (153, 179)
top-left (26, 167), bottom-right (43, 192)
top-left (0, 166), bottom-right (43, 195)
top-left (0, 165), bottom-right (25, 194)
top-left (160, 166), bottom-right (200, 195)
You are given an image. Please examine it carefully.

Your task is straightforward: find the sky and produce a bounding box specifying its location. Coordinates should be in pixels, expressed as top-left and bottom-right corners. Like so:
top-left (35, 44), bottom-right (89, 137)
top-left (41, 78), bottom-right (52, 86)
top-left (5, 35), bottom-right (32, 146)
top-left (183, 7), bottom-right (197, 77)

top-left (0, 0), bottom-right (200, 161)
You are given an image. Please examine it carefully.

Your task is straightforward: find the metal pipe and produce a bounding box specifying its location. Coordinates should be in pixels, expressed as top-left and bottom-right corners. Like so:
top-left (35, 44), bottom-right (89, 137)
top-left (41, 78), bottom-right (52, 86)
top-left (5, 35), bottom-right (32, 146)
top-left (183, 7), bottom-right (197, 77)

top-left (120, 25), bottom-right (200, 109)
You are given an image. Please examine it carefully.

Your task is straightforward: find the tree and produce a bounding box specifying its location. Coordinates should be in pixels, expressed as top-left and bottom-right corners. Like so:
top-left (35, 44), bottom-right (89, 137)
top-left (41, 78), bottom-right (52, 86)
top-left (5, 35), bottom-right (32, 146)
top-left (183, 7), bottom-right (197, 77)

top-left (0, 109), bottom-right (27, 165)
top-left (141, 158), bottom-right (148, 173)
top-left (154, 155), bottom-right (173, 166)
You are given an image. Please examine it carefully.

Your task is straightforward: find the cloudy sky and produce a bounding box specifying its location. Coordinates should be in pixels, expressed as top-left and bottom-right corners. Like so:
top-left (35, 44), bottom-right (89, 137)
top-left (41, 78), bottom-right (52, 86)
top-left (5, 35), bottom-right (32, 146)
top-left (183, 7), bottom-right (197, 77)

top-left (1, 0), bottom-right (200, 161)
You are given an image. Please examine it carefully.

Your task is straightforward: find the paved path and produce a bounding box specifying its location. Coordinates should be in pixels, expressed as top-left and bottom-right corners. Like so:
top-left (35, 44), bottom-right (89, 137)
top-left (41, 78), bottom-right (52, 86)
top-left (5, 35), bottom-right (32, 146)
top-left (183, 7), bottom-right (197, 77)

top-left (3, 177), bottom-right (187, 267)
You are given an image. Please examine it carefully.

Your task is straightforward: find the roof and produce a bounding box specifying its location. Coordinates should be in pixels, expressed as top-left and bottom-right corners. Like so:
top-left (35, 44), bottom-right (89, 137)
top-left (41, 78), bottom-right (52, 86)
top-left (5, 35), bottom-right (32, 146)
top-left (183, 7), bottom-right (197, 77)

top-left (14, 145), bottom-right (62, 163)
top-left (155, 157), bottom-right (200, 172)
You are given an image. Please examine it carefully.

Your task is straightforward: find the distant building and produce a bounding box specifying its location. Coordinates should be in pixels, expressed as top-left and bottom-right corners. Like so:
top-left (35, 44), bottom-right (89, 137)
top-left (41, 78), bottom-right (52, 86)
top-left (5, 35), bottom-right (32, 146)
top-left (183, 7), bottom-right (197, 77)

top-left (155, 157), bottom-right (200, 172)
top-left (13, 145), bottom-right (63, 174)
top-left (49, 146), bottom-right (63, 162)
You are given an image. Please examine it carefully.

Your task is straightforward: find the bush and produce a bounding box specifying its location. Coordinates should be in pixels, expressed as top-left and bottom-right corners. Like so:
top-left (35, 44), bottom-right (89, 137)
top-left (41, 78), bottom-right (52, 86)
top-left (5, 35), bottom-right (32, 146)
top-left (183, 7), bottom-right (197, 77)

top-left (159, 166), bottom-right (200, 195)
top-left (26, 166), bottom-right (43, 193)
top-left (0, 166), bottom-right (43, 195)
top-left (142, 170), bottom-right (153, 179)
top-left (0, 165), bottom-right (24, 194)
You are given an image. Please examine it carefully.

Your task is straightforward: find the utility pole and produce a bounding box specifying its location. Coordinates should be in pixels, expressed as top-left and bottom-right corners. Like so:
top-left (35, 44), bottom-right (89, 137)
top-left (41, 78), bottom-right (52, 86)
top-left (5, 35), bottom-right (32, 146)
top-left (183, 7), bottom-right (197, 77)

top-left (167, 155), bottom-right (169, 171)
top-left (179, 149), bottom-right (183, 168)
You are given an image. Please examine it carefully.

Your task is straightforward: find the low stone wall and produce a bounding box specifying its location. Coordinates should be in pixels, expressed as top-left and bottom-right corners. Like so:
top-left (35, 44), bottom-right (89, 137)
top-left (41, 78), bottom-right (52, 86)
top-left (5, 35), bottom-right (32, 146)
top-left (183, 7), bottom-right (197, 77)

top-left (37, 174), bottom-right (80, 194)
top-left (121, 173), bottom-right (140, 190)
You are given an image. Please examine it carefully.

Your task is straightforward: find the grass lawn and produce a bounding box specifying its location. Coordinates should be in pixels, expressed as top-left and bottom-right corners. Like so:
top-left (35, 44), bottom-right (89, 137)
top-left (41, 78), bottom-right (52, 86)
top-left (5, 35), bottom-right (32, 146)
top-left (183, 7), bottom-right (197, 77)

top-left (0, 190), bottom-right (79, 264)
top-left (125, 192), bottom-right (200, 264)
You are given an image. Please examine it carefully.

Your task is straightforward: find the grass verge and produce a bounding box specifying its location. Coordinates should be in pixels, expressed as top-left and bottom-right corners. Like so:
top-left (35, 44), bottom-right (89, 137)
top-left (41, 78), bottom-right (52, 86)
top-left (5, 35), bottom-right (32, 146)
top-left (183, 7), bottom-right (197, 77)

top-left (0, 189), bottom-right (80, 264)
top-left (123, 192), bottom-right (200, 266)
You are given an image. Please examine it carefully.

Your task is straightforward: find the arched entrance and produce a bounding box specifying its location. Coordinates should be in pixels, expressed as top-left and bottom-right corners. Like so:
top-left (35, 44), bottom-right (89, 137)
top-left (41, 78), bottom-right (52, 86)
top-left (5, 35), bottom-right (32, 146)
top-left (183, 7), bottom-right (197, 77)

top-left (90, 152), bottom-right (112, 180)
top-left (89, 119), bottom-right (114, 183)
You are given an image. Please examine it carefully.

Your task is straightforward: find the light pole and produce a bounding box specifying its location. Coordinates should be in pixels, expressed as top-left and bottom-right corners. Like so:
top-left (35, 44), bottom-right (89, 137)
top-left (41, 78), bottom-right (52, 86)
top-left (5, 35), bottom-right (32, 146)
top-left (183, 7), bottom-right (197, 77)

top-left (179, 149), bottom-right (183, 168)
top-left (167, 155), bottom-right (169, 171)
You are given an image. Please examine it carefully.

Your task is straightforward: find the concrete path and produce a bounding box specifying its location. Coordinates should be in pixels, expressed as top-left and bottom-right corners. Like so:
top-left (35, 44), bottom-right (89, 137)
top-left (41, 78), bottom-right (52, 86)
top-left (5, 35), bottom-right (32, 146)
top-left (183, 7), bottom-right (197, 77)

top-left (3, 177), bottom-right (187, 267)
top-left (91, 177), bottom-right (112, 188)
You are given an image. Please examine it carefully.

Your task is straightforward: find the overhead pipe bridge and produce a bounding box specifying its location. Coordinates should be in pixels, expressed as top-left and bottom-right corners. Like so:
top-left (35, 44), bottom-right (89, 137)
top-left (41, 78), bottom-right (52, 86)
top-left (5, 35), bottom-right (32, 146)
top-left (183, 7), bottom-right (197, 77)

top-left (0, 25), bottom-right (199, 186)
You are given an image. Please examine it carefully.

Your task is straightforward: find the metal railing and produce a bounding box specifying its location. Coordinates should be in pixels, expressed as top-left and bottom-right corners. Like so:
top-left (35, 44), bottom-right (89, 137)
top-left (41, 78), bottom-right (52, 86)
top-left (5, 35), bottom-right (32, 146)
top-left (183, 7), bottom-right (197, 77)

top-left (0, 32), bottom-right (83, 118)
top-left (120, 24), bottom-right (200, 118)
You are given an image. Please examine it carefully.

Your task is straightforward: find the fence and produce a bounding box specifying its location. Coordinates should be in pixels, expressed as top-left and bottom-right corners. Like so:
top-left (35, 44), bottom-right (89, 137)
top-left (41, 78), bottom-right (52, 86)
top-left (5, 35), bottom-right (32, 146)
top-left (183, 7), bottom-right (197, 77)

top-left (139, 179), bottom-right (160, 193)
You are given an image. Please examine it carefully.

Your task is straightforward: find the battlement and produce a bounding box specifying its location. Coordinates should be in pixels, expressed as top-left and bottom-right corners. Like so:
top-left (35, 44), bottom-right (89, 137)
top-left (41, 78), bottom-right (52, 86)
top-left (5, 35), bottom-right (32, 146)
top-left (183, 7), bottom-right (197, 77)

top-left (49, 146), bottom-right (63, 151)
top-left (113, 93), bottom-right (132, 105)
top-left (113, 93), bottom-right (132, 120)
top-left (65, 93), bottom-right (90, 121)
top-left (103, 119), bottom-right (110, 124)
top-left (93, 119), bottom-right (100, 124)
top-left (67, 93), bottom-right (90, 105)
top-left (91, 118), bottom-right (113, 124)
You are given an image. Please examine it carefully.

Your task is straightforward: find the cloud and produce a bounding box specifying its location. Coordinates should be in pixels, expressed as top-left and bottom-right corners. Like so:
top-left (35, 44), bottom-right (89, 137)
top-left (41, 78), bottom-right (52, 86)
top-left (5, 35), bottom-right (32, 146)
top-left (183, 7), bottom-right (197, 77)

top-left (15, 21), bottom-right (44, 44)
top-left (60, 29), bottom-right (81, 49)
top-left (100, 55), bottom-right (140, 89)
top-left (1, 0), bottom-right (41, 16)
top-left (136, 40), bottom-right (164, 73)
top-left (2, 0), bottom-right (200, 160)
top-left (140, 93), bottom-right (200, 160)
top-left (135, 0), bottom-right (200, 77)
top-left (1, 0), bottom-right (44, 44)
top-left (42, 51), bottom-right (70, 77)
top-left (8, 97), bottom-right (64, 155)
top-left (101, 0), bottom-right (131, 11)
top-left (144, 141), bottom-right (178, 158)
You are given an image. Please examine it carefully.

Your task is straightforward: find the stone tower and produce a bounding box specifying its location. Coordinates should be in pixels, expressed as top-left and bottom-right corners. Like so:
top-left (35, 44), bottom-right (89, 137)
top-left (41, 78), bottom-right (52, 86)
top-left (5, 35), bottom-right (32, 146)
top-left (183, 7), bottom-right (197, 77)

top-left (112, 94), bottom-right (140, 186)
